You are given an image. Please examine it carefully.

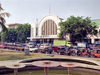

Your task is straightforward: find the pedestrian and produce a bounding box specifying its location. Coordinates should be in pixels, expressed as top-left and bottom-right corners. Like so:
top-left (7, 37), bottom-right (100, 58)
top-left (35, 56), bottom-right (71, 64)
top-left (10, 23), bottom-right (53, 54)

top-left (24, 46), bottom-right (30, 55)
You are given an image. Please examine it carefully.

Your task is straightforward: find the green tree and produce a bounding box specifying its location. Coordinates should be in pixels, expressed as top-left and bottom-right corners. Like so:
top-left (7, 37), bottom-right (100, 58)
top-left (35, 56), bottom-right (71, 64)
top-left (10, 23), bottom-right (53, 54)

top-left (16, 23), bottom-right (31, 43)
top-left (0, 31), bottom-right (6, 42)
top-left (59, 16), bottom-right (98, 43)
top-left (0, 4), bottom-right (10, 32)
top-left (5, 28), bottom-right (17, 42)
top-left (1, 23), bottom-right (31, 43)
top-left (0, 28), bottom-right (17, 42)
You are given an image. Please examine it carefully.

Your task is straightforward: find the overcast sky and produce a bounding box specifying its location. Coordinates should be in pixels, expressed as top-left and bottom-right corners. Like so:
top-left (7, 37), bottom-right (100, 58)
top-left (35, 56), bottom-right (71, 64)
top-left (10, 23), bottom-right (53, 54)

top-left (0, 0), bottom-right (100, 24)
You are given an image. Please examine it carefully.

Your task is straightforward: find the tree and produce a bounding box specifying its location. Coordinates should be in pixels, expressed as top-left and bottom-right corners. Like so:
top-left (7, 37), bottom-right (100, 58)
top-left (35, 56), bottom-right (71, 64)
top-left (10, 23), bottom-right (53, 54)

top-left (0, 4), bottom-right (10, 32)
top-left (1, 23), bottom-right (31, 43)
top-left (5, 28), bottom-right (17, 42)
top-left (16, 23), bottom-right (31, 43)
top-left (59, 16), bottom-right (98, 43)
top-left (0, 28), bottom-right (17, 42)
top-left (0, 31), bottom-right (6, 42)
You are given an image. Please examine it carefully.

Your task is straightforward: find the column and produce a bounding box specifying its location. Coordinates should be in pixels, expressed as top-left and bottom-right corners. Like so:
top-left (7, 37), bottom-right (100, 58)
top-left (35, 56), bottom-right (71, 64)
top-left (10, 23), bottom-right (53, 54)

top-left (40, 39), bottom-right (43, 44)
top-left (91, 38), bottom-right (94, 43)
top-left (47, 39), bottom-right (49, 44)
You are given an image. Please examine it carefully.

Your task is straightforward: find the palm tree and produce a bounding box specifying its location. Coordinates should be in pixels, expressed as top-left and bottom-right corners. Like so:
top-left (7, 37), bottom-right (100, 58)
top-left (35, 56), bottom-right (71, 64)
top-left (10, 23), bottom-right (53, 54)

top-left (0, 4), bottom-right (10, 32)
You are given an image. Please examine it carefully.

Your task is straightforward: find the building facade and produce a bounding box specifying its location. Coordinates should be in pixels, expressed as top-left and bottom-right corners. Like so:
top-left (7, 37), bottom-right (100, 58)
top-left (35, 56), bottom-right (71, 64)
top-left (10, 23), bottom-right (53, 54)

top-left (7, 23), bottom-right (22, 28)
top-left (87, 26), bottom-right (100, 44)
top-left (30, 15), bottom-right (100, 44)
top-left (30, 15), bottom-right (62, 44)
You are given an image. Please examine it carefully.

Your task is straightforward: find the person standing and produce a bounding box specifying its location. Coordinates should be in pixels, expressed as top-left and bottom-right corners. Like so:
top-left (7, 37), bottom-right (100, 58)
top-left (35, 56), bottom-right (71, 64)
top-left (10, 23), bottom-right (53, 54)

top-left (24, 45), bottom-right (30, 55)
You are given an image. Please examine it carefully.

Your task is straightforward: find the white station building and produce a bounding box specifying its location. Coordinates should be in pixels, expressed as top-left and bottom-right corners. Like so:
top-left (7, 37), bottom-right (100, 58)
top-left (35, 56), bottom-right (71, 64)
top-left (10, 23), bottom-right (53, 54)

top-left (30, 15), bottom-right (62, 44)
top-left (30, 14), bottom-right (100, 44)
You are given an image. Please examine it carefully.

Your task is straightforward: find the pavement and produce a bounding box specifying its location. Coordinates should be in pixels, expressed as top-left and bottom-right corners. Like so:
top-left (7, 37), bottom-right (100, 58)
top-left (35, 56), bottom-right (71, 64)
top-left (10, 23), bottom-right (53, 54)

top-left (0, 60), bottom-right (20, 66)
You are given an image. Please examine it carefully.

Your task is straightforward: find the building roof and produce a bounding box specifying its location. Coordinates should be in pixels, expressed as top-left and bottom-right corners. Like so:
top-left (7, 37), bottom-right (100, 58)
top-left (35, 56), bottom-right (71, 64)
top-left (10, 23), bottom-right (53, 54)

top-left (7, 23), bottom-right (22, 26)
top-left (7, 23), bottom-right (22, 28)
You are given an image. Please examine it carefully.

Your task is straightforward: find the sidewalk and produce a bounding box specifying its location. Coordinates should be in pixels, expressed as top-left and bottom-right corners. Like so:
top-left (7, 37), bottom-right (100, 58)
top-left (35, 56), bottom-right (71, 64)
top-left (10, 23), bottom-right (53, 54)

top-left (0, 60), bottom-right (20, 67)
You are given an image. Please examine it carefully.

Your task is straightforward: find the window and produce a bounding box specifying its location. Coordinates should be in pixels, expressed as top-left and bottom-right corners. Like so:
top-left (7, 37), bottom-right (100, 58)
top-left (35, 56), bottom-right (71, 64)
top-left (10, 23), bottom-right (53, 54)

top-left (41, 19), bottom-right (57, 35)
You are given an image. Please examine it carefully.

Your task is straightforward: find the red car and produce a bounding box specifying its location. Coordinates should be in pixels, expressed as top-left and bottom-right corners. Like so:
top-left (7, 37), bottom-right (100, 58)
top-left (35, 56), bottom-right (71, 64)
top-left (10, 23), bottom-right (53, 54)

top-left (81, 50), bottom-right (87, 56)
top-left (0, 45), bottom-right (5, 48)
top-left (91, 50), bottom-right (100, 57)
top-left (52, 46), bottom-right (58, 52)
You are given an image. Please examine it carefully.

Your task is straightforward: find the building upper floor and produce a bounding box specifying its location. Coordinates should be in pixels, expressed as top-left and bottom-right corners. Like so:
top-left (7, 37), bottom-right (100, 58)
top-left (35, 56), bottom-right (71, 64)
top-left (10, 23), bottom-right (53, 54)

top-left (7, 23), bottom-right (22, 28)
top-left (31, 15), bottom-right (63, 40)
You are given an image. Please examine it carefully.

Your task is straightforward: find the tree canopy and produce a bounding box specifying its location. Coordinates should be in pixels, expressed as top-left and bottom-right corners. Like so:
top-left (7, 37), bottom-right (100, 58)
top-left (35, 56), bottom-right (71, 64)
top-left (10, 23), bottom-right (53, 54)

top-left (59, 16), bottom-right (98, 43)
top-left (1, 23), bottom-right (31, 43)
top-left (16, 23), bottom-right (31, 43)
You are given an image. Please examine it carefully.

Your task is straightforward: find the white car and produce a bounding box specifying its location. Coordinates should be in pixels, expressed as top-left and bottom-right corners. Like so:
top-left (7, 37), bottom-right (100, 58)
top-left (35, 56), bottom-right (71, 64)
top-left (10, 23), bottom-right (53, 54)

top-left (39, 45), bottom-right (49, 49)
top-left (29, 47), bottom-right (38, 52)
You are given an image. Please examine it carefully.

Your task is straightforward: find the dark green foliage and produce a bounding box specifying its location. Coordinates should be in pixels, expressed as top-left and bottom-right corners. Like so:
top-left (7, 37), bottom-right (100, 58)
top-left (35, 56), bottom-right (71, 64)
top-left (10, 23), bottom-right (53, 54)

top-left (16, 23), bottom-right (31, 43)
top-left (5, 28), bottom-right (17, 42)
top-left (59, 16), bottom-right (98, 43)
top-left (1, 23), bottom-right (31, 43)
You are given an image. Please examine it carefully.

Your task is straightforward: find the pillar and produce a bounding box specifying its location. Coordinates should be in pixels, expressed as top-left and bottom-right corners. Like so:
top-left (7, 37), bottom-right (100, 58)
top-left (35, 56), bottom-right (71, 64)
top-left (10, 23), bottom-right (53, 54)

top-left (91, 38), bottom-right (94, 43)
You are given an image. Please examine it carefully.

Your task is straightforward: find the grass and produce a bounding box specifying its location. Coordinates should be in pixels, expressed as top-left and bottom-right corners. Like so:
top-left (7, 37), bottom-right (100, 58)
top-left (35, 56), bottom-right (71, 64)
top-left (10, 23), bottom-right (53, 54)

top-left (0, 50), bottom-right (51, 61)
top-left (6, 69), bottom-right (100, 75)
top-left (0, 49), bottom-right (100, 63)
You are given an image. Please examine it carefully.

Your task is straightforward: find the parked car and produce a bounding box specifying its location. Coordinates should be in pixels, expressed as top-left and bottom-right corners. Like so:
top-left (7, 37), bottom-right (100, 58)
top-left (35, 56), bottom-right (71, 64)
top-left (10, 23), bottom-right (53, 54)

top-left (15, 45), bottom-right (25, 51)
top-left (81, 49), bottom-right (87, 56)
top-left (52, 46), bottom-right (58, 52)
top-left (65, 42), bottom-right (72, 47)
top-left (91, 50), bottom-right (100, 58)
top-left (0, 45), bottom-right (5, 48)
top-left (29, 47), bottom-right (38, 52)
top-left (40, 44), bottom-right (49, 49)
top-left (57, 46), bottom-right (66, 55)
top-left (42, 47), bottom-right (53, 54)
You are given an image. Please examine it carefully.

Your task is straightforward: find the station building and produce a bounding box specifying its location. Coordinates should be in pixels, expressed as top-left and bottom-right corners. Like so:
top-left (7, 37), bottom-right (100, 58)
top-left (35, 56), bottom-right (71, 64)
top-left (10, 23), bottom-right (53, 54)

top-left (30, 15), bottom-right (100, 44)
top-left (30, 15), bottom-right (63, 44)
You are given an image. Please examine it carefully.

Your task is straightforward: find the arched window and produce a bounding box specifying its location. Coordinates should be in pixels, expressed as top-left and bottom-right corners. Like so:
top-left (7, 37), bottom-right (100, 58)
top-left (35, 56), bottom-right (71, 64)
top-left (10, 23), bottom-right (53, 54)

top-left (41, 19), bottom-right (57, 35)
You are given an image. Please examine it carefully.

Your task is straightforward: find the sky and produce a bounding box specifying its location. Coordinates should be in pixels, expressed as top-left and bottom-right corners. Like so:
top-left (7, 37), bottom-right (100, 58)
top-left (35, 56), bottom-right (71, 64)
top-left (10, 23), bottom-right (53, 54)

top-left (0, 0), bottom-right (100, 24)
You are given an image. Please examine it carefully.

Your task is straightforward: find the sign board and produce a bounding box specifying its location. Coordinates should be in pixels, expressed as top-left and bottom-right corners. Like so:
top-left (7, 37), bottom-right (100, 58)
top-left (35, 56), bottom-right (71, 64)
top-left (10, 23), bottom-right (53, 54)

top-left (53, 40), bottom-right (66, 46)
top-left (77, 43), bottom-right (86, 48)
top-left (53, 40), bottom-right (72, 47)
